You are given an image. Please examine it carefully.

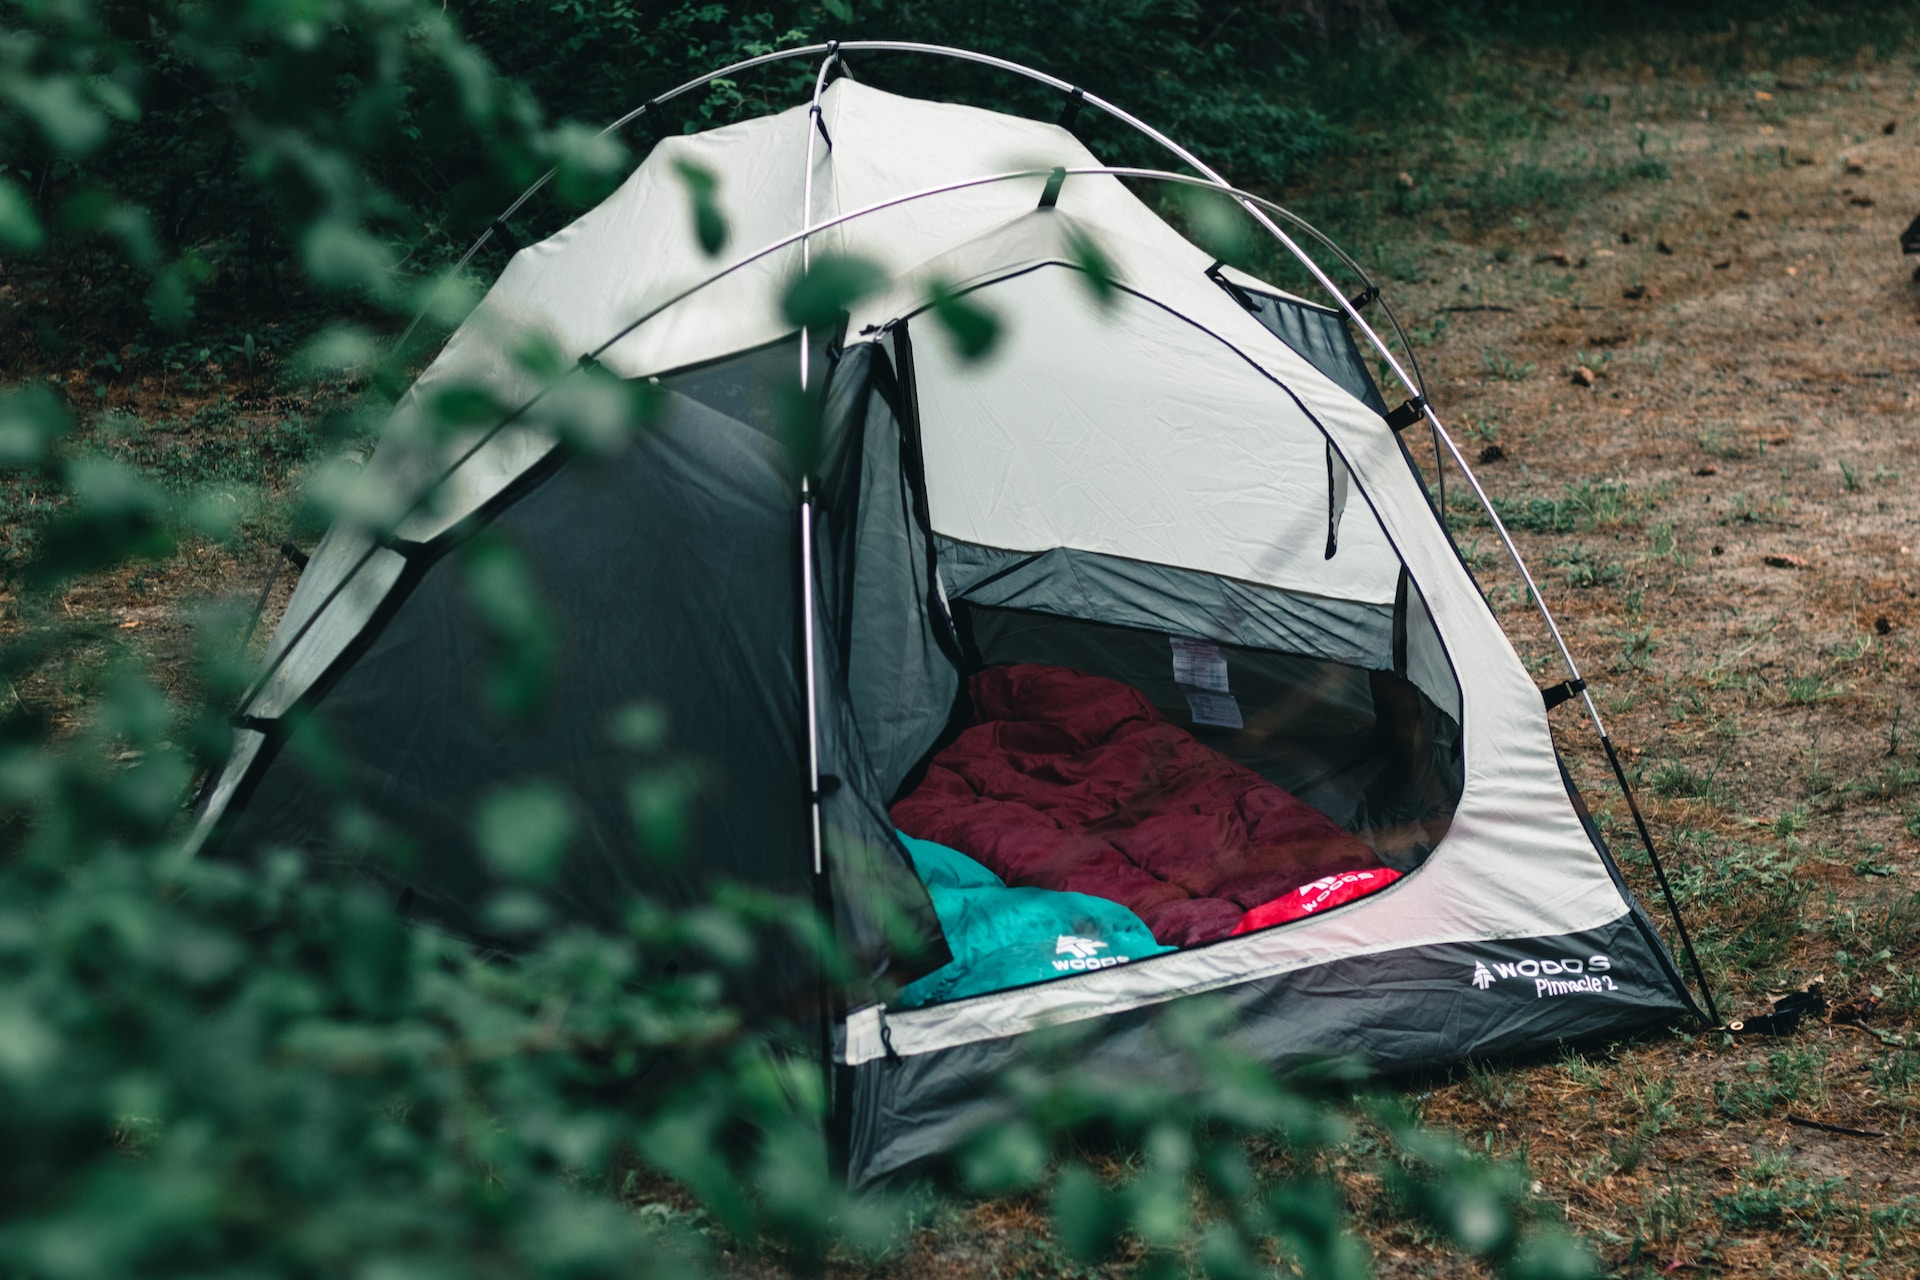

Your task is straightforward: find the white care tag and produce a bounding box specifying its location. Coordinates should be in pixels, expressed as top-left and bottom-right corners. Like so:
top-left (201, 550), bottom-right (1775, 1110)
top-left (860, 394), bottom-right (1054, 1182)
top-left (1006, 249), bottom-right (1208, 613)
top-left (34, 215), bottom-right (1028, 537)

top-left (1185, 691), bottom-right (1244, 730)
top-left (1170, 636), bottom-right (1229, 692)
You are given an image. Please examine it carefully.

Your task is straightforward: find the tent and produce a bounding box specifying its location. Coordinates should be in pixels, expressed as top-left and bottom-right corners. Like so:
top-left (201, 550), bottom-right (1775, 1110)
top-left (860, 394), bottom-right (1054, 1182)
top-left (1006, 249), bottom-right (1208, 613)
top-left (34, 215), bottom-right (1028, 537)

top-left (191, 44), bottom-right (1711, 1185)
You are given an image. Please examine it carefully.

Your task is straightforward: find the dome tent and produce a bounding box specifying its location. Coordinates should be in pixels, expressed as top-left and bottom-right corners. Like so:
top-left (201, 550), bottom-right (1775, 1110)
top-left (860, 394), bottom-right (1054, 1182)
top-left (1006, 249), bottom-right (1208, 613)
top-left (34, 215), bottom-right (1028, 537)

top-left (192, 44), bottom-right (1712, 1185)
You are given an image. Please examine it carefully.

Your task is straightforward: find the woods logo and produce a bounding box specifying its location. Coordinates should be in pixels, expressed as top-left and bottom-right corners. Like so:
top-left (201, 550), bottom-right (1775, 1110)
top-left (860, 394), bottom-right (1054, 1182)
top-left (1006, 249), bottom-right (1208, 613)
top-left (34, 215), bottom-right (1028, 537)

top-left (1053, 935), bottom-right (1132, 972)
top-left (1468, 954), bottom-right (1618, 998)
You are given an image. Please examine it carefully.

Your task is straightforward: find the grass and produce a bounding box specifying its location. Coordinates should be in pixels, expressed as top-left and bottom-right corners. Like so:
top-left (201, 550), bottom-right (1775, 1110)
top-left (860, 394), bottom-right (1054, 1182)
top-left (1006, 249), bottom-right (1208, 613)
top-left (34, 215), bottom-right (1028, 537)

top-left (0, 398), bottom-right (319, 580)
top-left (1491, 481), bottom-right (1645, 534)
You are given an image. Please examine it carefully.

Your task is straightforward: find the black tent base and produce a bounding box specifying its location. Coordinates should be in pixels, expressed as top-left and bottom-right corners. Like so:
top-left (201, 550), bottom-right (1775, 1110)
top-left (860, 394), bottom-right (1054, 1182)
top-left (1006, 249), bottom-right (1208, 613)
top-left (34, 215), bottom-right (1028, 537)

top-left (842, 911), bottom-right (1692, 1187)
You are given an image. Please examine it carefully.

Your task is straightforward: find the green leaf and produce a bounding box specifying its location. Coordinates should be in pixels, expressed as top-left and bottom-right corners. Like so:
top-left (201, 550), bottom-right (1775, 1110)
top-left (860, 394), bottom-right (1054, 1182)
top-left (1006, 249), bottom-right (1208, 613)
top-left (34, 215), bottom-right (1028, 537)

top-left (672, 158), bottom-right (729, 257)
top-left (0, 384), bottom-right (70, 467)
top-left (11, 75), bottom-right (110, 155)
top-left (543, 370), bottom-right (664, 456)
top-left (550, 122), bottom-right (630, 208)
top-left (959, 1120), bottom-right (1048, 1194)
top-left (822, 0), bottom-right (854, 19)
top-left (780, 253), bottom-right (887, 331)
top-left (0, 995), bottom-right (60, 1082)
top-left (1506, 1224), bottom-right (1602, 1280)
top-left (1051, 1163), bottom-right (1121, 1263)
top-left (300, 217), bottom-right (398, 300)
top-left (1176, 185), bottom-right (1252, 264)
top-left (29, 455), bottom-right (174, 586)
top-left (475, 782), bottom-right (576, 884)
top-left (461, 535), bottom-right (558, 723)
top-left (927, 279), bottom-right (1000, 361)
top-left (331, 886), bottom-right (412, 1016)
top-left (294, 326), bottom-right (383, 380)
top-left (1064, 225), bottom-right (1118, 310)
top-left (0, 178), bottom-right (44, 253)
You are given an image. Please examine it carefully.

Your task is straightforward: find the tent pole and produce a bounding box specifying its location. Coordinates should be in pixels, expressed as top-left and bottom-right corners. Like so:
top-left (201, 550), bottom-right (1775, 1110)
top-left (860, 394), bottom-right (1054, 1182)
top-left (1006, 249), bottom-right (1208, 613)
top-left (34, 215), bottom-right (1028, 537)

top-left (797, 44), bottom-right (843, 1170)
top-left (1601, 736), bottom-right (1719, 1024)
top-left (799, 479), bottom-right (824, 879)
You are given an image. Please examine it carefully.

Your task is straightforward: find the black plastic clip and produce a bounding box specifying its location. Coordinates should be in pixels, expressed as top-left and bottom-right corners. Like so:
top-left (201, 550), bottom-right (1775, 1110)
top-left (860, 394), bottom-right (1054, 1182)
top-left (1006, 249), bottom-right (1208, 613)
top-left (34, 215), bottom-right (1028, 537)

top-left (1348, 282), bottom-right (1380, 311)
top-left (1383, 395), bottom-right (1427, 432)
top-left (576, 352), bottom-right (600, 371)
top-left (810, 102), bottom-right (833, 150)
top-left (809, 773), bottom-right (843, 804)
top-left (1206, 261), bottom-right (1258, 312)
top-left (279, 541), bottom-right (309, 571)
top-left (642, 99), bottom-right (671, 144)
top-left (488, 218), bottom-right (522, 255)
top-left (1540, 677), bottom-right (1588, 711)
top-left (1037, 166), bottom-right (1066, 210)
top-left (1058, 86), bottom-right (1086, 131)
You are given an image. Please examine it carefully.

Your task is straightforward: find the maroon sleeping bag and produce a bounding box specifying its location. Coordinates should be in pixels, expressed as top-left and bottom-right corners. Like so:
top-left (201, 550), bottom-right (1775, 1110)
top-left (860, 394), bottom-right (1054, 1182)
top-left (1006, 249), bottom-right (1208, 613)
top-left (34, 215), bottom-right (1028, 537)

top-left (890, 663), bottom-right (1385, 947)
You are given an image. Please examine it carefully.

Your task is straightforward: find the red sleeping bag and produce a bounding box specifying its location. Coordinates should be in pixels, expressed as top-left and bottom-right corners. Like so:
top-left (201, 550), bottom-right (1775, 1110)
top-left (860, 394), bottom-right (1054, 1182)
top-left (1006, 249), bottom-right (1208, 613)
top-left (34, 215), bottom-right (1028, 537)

top-left (891, 663), bottom-right (1395, 947)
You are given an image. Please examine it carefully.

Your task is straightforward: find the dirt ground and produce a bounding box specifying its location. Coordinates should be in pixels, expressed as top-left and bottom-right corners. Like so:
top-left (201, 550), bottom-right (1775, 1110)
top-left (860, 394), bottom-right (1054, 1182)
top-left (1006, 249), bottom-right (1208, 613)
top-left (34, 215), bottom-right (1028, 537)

top-left (13, 44), bottom-right (1920, 1280)
top-left (1331, 56), bottom-right (1920, 1279)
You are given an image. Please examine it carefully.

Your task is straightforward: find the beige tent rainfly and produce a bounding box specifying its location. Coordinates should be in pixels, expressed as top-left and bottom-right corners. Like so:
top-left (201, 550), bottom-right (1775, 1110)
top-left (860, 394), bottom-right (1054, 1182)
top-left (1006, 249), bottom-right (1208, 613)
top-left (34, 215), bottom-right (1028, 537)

top-left (194, 44), bottom-right (1712, 1185)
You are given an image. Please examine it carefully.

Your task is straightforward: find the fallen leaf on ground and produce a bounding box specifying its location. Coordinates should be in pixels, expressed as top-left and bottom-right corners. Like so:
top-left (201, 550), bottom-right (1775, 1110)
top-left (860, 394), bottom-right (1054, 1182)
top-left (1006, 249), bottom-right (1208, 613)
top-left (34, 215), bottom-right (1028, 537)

top-left (1763, 553), bottom-right (1806, 569)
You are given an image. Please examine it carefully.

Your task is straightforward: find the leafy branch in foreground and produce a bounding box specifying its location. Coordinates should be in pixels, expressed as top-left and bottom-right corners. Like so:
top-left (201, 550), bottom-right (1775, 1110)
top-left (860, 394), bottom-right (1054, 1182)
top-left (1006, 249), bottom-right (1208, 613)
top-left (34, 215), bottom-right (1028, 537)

top-left (2, 3), bottom-right (1596, 1276)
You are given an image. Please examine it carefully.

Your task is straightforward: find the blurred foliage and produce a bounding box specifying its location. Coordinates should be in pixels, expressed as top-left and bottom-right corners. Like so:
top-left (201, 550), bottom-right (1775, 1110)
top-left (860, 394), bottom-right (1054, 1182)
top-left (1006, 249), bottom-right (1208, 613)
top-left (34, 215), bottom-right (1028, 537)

top-left (22, 0), bottom-right (1887, 1273)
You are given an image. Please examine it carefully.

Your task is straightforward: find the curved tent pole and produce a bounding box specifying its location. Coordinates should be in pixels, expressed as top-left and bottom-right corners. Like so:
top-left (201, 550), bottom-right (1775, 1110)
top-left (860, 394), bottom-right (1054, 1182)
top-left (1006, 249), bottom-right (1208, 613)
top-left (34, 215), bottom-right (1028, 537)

top-left (797, 44), bottom-right (842, 883)
top-left (386, 41), bottom-right (838, 359)
top-left (388, 42), bottom-right (1406, 389)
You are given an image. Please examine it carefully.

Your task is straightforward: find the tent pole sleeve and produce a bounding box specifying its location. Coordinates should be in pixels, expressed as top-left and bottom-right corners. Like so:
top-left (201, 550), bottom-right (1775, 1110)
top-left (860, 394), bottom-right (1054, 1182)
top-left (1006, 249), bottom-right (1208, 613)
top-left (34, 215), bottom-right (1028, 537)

top-left (1601, 733), bottom-right (1718, 1026)
top-left (797, 45), bottom-right (841, 393)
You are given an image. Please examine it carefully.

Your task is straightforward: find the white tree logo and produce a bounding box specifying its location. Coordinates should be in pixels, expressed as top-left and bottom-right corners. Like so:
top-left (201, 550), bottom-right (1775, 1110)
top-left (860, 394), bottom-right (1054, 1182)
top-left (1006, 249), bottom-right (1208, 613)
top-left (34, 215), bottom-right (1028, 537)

top-left (1471, 961), bottom-right (1495, 990)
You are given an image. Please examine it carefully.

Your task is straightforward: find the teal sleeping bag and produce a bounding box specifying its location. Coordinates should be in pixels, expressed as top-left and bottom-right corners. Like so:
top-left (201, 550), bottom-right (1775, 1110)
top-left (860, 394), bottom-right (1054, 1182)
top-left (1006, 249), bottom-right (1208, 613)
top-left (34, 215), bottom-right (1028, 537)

top-left (895, 832), bottom-right (1173, 1008)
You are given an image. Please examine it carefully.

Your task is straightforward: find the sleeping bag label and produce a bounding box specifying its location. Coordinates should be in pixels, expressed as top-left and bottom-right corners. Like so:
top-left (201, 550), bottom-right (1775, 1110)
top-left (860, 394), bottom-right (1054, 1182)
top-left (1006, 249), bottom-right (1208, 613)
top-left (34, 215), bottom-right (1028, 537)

top-left (1184, 690), bottom-right (1244, 730)
top-left (1053, 935), bottom-right (1136, 972)
top-left (1169, 636), bottom-right (1230, 692)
